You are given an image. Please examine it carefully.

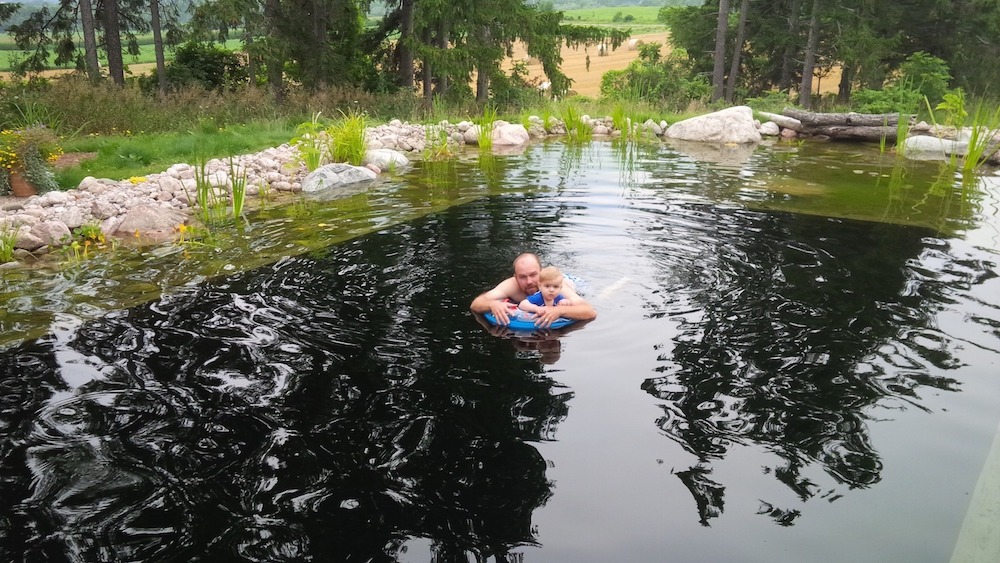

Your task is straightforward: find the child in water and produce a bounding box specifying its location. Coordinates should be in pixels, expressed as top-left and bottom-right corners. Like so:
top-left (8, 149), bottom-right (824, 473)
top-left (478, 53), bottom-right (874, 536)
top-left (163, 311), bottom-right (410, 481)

top-left (518, 266), bottom-right (575, 315)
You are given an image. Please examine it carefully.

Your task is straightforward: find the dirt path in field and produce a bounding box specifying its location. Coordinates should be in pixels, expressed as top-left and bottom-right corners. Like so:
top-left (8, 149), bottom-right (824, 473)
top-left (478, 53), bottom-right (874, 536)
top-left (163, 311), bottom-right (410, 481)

top-left (504, 31), bottom-right (672, 98)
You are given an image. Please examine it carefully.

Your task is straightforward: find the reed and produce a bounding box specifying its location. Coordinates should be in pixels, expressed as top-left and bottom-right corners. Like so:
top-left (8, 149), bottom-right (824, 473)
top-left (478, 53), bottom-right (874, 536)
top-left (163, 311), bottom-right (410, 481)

top-left (190, 158), bottom-right (228, 226)
top-left (228, 158), bottom-right (248, 217)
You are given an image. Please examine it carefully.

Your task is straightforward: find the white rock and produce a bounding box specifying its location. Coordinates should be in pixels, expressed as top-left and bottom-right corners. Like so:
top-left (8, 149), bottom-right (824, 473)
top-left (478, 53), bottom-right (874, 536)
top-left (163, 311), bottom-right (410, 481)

top-left (665, 106), bottom-right (763, 144)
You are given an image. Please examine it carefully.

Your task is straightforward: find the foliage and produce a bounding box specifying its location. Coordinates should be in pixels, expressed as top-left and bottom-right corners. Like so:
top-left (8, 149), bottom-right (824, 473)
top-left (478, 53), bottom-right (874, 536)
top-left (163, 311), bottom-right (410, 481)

top-left (290, 113), bottom-right (326, 172)
top-left (142, 41), bottom-right (247, 92)
top-left (745, 90), bottom-right (795, 114)
top-left (935, 89), bottom-right (968, 129)
top-left (599, 46), bottom-right (711, 111)
top-left (327, 109), bottom-right (368, 166)
top-left (852, 82), bottom-right (923, 115)
top-left (73, 222), bottom-right (106, 244)
top-left (0, 224), bottom-right (16, 263)
top-left (422, 126), bottom-right (453, 161)
top-left (558, 102), bottom-right (590, 141)
top-left (189, 157), bottom-right (228, 226)
top-left (896, 52), bottom-right (951, 106)
top-left (0, 125), bottom-right (62, 195)
top-left (476, 105), bottom-right (498, 150)
top-left (228, 157), bottom-right (248, 218)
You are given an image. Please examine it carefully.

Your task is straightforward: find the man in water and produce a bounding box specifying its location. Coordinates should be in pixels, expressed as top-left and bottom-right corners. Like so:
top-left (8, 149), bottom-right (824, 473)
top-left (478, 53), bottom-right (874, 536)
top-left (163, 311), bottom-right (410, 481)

top-left (470, 253), bottom-right (597, 327)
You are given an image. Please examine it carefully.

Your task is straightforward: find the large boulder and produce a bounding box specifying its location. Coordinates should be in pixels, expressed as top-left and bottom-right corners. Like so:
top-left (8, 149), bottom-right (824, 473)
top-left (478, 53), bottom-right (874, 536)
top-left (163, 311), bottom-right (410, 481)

top-left (115, 204), bottom-right (189, 240)
top-left (363, 149), bottom-right (410, 172)
top-left (665, 106), bottom-right (763, 144)
top-left (300, 163), bottom-right (377, 193)
top-left (492, 122), bottom-right (531, 146)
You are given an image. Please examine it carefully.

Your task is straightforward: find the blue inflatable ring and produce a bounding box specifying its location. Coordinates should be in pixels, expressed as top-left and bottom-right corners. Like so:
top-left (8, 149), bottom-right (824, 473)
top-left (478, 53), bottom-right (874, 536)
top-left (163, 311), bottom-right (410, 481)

top-left (484, 311), bottom-right (576, 331)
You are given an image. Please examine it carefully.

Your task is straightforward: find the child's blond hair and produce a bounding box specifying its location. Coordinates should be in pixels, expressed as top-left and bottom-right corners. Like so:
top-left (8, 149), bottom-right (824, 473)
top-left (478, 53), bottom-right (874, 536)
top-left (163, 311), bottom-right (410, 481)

top-left (539, 266), bottom-right (563, 283)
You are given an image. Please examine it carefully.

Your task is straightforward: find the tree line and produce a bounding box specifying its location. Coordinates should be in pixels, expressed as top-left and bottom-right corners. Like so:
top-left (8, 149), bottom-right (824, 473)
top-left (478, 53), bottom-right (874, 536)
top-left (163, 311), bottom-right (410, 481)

top-left (2, 0), bottom-right (998, 111)
top-left (667, 0), bottom-right (1000, 108)
top-left (0, 0), bottom-right (625, 103)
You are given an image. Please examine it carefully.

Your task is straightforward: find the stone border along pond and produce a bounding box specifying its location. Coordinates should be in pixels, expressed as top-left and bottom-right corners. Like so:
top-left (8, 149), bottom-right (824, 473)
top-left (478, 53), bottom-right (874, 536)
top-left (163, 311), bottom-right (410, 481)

top-left (1, 105), bottom-right (991, 270)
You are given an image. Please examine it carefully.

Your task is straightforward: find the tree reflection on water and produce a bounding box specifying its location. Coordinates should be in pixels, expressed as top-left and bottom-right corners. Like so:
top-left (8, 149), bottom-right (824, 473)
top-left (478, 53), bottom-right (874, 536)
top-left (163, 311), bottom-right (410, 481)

top-left (639, 208), bottom-right (989, 526)
top-left (0, 217), bottom-right (570, 562)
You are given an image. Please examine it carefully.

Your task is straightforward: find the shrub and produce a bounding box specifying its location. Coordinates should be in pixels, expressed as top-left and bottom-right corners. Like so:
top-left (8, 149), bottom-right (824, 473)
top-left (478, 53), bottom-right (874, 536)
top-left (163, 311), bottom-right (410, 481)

top-left (853, 82), bottom-right (923, 115)
top-left (896, 51), bottom-right (951, 107)
top-left (141, 42), bottom-right (246, 93)
top-left (599, 46), bottom-right (710, 111)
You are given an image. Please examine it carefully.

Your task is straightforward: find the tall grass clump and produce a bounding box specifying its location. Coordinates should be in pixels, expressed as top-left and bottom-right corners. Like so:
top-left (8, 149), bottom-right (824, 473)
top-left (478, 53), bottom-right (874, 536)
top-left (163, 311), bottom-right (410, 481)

top-left (476, 104), bottom-right (497, 150)
top-left (961, 103), bottom-right (1000, 177)
top-left (0, 225), bottom-right (17, 263)
top-left (327, 109), bottom-right (367, 165)
top-left (559, 102), bottom-right (591, 142)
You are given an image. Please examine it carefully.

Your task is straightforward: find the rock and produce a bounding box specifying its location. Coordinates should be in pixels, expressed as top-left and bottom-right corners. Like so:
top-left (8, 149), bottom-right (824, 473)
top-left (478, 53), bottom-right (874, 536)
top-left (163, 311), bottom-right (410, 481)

top-left (665, 106), bottom-right (763, 144)
top-left (37, 191), bottom-right (72, 206)
top-left (903, 134), bottom-right (969, 159)
top-left (463, 126), bottom-right (482, 145)
top-left (300, 164), bottom-right (377, 193)
top-left (363, 148), bottom-right (410, 171)
top-left (28, 220), bottom-right (72, 247)
top-left (115, 204), bottom-right (189, 237)
top-left (492, 123), bottom-right (531, 146)
top-left (54, 207), bottom-right (87, 229)
top-left (157, 176), bottom-right (184, 194)
top-left (759, 121), bottom-right (781, 136)
top-left (14, 230), bottom-right (45, 251)
top-left (91, 200), bottom-right (118, 220)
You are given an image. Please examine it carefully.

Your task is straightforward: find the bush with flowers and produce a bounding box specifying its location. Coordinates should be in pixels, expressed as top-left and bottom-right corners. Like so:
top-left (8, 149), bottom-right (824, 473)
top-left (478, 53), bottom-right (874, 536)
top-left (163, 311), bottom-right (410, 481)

top-left (0, 126), bottom-right (63, 196)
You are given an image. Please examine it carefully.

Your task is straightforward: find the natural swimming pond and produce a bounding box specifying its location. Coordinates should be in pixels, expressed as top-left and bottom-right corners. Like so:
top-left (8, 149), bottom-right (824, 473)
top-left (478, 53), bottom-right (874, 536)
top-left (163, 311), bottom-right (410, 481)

top-left (1, 139), bottom-right (999, 562)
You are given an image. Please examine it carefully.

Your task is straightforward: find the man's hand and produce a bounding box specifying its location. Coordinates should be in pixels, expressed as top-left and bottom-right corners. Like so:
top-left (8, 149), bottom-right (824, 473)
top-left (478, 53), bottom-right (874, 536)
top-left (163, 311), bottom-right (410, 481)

top-left (489, 299), bottom-right (515, 325)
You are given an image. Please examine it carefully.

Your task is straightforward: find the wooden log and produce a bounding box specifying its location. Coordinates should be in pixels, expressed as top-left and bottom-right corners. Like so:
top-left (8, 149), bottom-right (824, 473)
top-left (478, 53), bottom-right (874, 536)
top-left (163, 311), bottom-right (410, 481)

top-left (803, 125), bottom-right (902, 142)
top-left (782, 107), bottom-right (913, 127)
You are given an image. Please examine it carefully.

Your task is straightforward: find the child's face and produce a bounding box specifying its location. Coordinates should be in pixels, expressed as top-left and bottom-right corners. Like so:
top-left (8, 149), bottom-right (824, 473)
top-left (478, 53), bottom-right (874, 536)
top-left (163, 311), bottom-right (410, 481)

top-left (540, 276), bottom-right (563, 301)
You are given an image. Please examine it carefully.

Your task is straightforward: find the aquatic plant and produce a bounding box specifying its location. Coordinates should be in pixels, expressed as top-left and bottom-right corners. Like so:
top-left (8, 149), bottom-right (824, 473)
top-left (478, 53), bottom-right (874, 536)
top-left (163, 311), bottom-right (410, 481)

top-left (190, 158), bottom-right (228, 226)
top-left (228, 157), bottom-right (248, 218)
top-left (559, 102), bottom-right (591, 142)
top-left (327, 109), bottom-right (367, 166)
top-left (610, 104), bottom-right (629, 138)
top-left (73, 221), bottom-right (105, 244)
top-left (960, 104), bottom-right (1000, 177)
top-left (0, 225), bottom-right (16, 263)
top-left (291, 112), bottom-right (325, 172)
top-left (477, 104), bottom-right (497, 150)
top-left (422, 126), bottom-right (453, 161)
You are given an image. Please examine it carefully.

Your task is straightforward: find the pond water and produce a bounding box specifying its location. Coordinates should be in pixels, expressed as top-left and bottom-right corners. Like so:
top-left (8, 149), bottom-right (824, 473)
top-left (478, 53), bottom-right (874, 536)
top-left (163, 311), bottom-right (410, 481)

top-left (1, 140), bottom-right (999, 562)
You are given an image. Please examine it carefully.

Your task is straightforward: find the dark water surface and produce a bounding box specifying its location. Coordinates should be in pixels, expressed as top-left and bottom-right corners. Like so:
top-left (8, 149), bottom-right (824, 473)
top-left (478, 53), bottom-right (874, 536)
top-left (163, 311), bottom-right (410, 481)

top-left (2, 141), bottom-right (1000, 562)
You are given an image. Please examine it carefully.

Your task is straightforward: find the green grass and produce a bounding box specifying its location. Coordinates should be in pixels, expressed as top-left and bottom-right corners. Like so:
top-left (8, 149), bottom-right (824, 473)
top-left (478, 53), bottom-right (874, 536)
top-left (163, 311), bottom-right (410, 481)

top-left (55, 119), bottom-right (295, 187)
top-left (0, 37), bottom-right (244, 72)
top-left (562, 7), bottom-right (664, 27)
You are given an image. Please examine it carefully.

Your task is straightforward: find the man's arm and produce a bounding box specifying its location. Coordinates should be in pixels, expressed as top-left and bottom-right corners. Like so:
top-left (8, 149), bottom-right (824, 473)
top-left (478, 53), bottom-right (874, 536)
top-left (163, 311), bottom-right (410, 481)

top-left (470, 277), bottom-right (521, 324)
